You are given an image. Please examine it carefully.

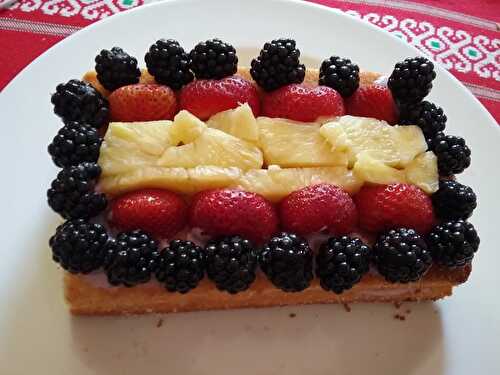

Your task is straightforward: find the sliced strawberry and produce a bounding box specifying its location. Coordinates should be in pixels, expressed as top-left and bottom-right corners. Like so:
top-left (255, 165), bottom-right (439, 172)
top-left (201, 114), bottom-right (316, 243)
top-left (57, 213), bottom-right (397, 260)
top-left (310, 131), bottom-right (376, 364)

top-left (109, 83), bottom-right (178, 122)
top-left (179, 76), bottom-right (260, 120)
top-left (280, 184), bottom-right (358, 236)
top-left (345, 84), bottom-right (398, 124)
top-left (354, 183), bottom-right (436, 234)
top-left (261, 84), bottom-right (345, 122)
top-left (109, 189), bottom-right (187, 239)
top-left (189, 189), bottom-right (278, 244)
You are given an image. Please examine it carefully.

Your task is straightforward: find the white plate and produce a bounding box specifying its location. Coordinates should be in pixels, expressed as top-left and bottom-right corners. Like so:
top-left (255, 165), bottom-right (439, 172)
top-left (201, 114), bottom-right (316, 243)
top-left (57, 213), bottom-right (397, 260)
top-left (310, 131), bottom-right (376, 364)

top-left (1, 0), bottom-right (499, 373)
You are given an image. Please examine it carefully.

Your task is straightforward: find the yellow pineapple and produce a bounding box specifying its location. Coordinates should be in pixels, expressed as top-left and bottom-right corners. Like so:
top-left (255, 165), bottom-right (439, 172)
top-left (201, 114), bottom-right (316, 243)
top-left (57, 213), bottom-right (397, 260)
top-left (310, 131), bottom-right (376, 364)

top-left (320, 116), bottom-right (427, 167)
top-left (99, 166), bottom-right (243, 197)
top-left (405, 151), bottom-right (439, 194)
top-left (353, 151), bottom-right (407, 185)
top-left (257, 117), bottom-right (348, 167)
top-left (232, 166), bottom-right (362, 202)
top-left (98, 121), bottom-right (172, 177)
top-left (207, 104), bottom-right (259, 142)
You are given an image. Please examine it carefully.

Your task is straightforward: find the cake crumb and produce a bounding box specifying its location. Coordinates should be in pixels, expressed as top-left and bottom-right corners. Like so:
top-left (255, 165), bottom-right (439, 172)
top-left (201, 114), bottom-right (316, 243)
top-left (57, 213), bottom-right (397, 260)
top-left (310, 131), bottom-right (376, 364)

top-left (156, 318), bottom-right (164, 328)
top-left (394, 302), bottom-right (402, 309)
top-left (342, 303), bottom-right (352, 312)
top-left (289, 313), bottom-right (296, 318)
top-left (393, 314), bottom-right (406, 321)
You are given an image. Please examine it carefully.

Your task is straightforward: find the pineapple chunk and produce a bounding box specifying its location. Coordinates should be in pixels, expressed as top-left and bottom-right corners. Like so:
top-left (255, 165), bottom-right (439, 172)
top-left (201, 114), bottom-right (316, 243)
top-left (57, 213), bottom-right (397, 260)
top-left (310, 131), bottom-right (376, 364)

top-left (186, 166), bottom-right (242, 193)
top-left (353, 152), bottom-right (407, 185)
top-left (99, 166), bottom-right (242, 196)
top-left (158, 127), bottom-right (263, 170)
top-left (98, 121), bottom-right (172, 176)
top-left (99, 167), bottom-right (188, 196)
top-left (405, 151), bottom-right (439, 194)
top-left (320, 116), bottom-right (427, 167)
top-left (207, 104), bottom-right (259, 142)
top-left (169, 110), bottom-right (206, 145)
top-left (257, 117), bottom-right (348, 167)
top-left (233, 166), bottom-right (363, 202)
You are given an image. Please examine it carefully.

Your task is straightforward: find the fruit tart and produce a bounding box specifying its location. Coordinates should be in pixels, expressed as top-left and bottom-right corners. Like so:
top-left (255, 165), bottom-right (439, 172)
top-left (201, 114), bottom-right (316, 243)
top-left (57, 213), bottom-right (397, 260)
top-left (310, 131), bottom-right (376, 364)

top-left (47, 38), bottom-right (479, 315)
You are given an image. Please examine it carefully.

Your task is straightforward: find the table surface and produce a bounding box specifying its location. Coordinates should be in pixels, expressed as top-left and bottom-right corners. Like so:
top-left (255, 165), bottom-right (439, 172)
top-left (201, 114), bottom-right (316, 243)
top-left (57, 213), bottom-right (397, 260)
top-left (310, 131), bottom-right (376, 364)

top-left (0, 0), bottom-right (499, 122)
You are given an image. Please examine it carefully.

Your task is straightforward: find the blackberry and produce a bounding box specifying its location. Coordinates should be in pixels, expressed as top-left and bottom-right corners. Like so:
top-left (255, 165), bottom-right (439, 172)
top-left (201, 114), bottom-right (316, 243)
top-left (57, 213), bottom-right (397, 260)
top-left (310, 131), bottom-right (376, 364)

top-left (47, 162), bottom-right (107, 219)
top-left (388, 56), bottom-right (436, 104)
top-left (316, 236), bottom-right (370, 294)
top-left (260, 232), bottom-right (313, 292)
top-left (189, 38), bottom-right (238, 79)
top-left (319, 56), bottom-right (360, 97)
top-left (155, 240), bottom-right (204, 293)
top-left (250, 38), bottom-right (305, 92)
top-left (399, 101), bottom-right (446, 138)
top-left (95, 47), bottom-right (141, 91)
top-left (428, 132), bottom-right (471, 176)
top-left (374, 228), bottom-right (432, 283)
top-left (428, 220), bottom-right (479, 267)
top-left (432, 180), bottom-right (477, 220)
top-left (205, 236), bottom-right (257, 294)
top-left (48, 121), bottom-right (102, 168)
top-left (105, 230), bottom-right (160, 287)
top-left (145, 39), bottom-right (194, 90)
top-left (51, 79), bottom-right (109, 128)
top-left (49, 219), bottom-right (109, 274)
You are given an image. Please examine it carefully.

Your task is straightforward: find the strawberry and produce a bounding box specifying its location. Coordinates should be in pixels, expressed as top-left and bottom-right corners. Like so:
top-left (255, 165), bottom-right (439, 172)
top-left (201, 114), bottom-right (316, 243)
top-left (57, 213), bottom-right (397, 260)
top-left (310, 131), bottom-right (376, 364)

top-left (345, 84), bottom-right (398, 124)
top-left (354, 183), bottom-right (435, 234)
top-left (109, 189), bottom-right (187, 239)
top-left (280, 184), bottom-right (358, 236)
top-left (261, 84), bottom-right (345, 122)
top-left (179, 76), bottom-right (260, 120)
top-left (109, 84), bottom-right (177, 122)
top-left (189, 189), bottom-right (278, 243)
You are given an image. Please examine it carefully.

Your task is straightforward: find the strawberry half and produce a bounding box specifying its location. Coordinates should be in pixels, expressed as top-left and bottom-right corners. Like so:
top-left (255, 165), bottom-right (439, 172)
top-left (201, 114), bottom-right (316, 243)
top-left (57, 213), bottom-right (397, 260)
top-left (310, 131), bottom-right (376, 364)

top-left (262, 84), bottom-right (345, 122)
top-left (280, 184), bottom-right (358, 236)
top-left (354, 183), bottom-right (436, 234)
top-left (109, 189), bottom-right (188, 239)
top-left (345, 84), bottom-right (398, 124)
top-left (189, 189), bottom-right (278, 244)
top-left (179, 76), bottom-right (260, 120)
top-left (109, 83), bottom-right (178, 122)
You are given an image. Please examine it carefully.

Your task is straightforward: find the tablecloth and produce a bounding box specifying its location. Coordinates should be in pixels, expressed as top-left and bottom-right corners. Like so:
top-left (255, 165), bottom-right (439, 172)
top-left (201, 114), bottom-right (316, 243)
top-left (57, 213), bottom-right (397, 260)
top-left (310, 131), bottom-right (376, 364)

top-left (1, 0), bottom-right (499, 122)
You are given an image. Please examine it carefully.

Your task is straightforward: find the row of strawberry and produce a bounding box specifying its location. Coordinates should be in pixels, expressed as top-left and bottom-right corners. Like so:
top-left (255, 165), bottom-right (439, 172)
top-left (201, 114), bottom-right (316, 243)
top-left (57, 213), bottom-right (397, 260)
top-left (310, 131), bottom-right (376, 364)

top-left (50, 180), bottom-right (479, 294)
top-left (49, 38), bottom-right (470, 177)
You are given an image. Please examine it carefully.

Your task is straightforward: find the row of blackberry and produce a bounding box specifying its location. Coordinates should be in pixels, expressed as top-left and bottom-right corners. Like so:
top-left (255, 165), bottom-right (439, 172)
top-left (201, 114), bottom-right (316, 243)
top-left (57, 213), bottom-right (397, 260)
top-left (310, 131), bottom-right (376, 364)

top-left (50, 220), bottom-right (479, 294)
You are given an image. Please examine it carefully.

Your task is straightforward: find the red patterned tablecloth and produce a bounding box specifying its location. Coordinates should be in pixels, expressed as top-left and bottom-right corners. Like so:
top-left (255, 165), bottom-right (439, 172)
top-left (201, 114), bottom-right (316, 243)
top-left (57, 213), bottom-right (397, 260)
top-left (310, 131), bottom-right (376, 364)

top-left (1, 0), bottom-right (499, 121)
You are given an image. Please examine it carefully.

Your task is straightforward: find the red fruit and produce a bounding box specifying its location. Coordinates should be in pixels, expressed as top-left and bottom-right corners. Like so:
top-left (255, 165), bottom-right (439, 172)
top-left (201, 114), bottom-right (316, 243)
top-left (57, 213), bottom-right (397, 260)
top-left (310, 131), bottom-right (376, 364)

top-left (189, 189), bottom-right (278, 243)
top-left (179, 76), bottom-right (260, 120)
top-left (345, 84), bottom-right (398, 124)
top-left (261, 84), bottom-right (345, 122)
top-left (354, 183), bottom-right (435, 234)
top-left (280, 184), bottom-right (358, 236)
top-left (109, 84), bottom-right (178, 122)
top-left (110, 189), bottom-right (187, 239)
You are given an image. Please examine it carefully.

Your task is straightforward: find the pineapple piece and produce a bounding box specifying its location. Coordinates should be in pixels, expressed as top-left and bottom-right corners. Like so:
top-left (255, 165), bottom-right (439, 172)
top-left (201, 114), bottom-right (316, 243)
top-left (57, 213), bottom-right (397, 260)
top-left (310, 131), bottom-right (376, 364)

top-left (98, 121), bottom-right (172, 176)
top-left (158, 127), bottom-right (263, 170)
top-left (186, 166), bottom-right (242, 194)
top-left (99, 166), bottom-right (242, 196)
top-left (320, 116), bottom-right (427, 167)
top-left (207, 104), bottom-right (259, 142)
top-left (405, 151), bottom-right (439, 194)
top-left (99, 167), bottom-right (188, 196)
top-left (233, 166), bottom-right (363, 202)
top-left (257, 117), bottom-right (348, 167)
top-left (353, 152), bottom-right (407, 185)
top-left (170, 110), bottom-right (206, 145)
